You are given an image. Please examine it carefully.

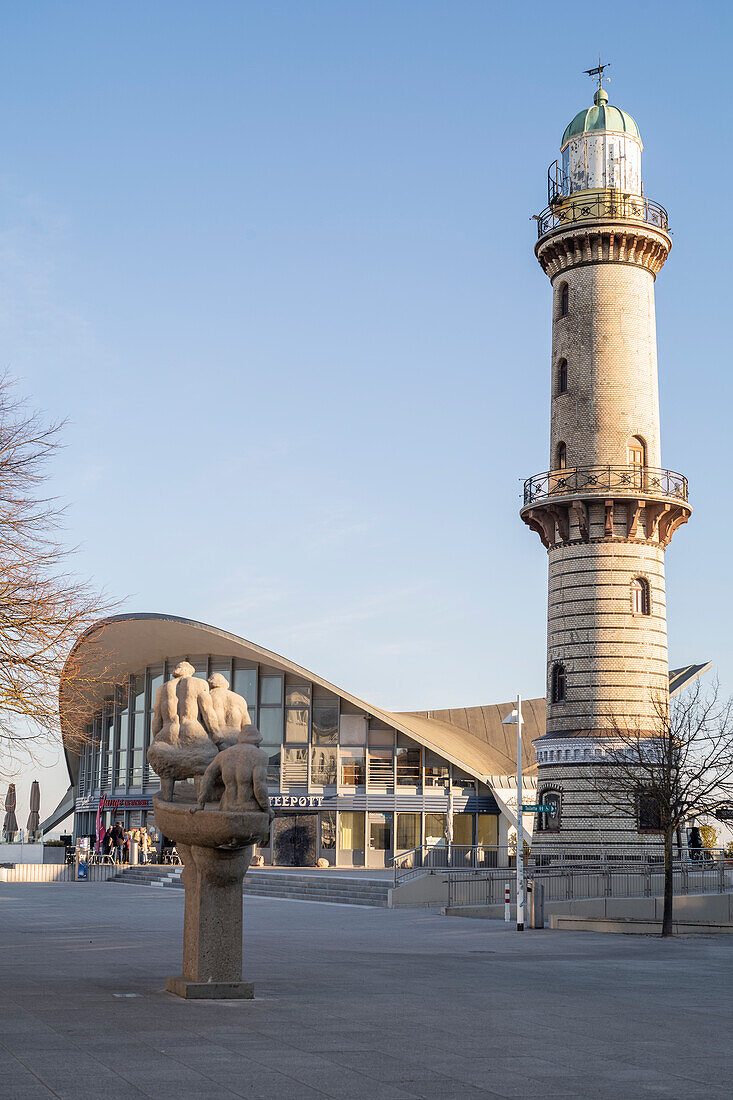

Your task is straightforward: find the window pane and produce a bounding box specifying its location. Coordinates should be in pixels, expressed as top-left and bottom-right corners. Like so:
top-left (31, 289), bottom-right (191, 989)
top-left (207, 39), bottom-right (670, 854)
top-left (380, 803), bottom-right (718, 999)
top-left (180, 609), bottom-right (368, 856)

top-left (453, 814), bottom-right (473, 846)
top-left (368, 747), bottom-right (393, 787)
top-left (281, 747), bottom-right (307, 787)
top-left (285, 680), bottom-right (311, 707)
top-left (260, 676), bottom-right (282, 705)
top-left (369, 812), bottom-right (392, 852)
top-left (313, 702), bottom-right (338, 745)
top-left (340, 715), bottom-right (367, 745)
top-left (340, 747), bottom-right (365, 786)
top-left (396, 813), bottom-right (420, 850)
top-left (425, 813), bottom-right (446, 846)
top-left (424, 750), bottom-right (449, 787)
top-left (368, 726), bottom-right (393, 747)
top-left (233, 667), bottom-right (257, 706)
top-left (396, 745), bottom-right (421, 786)
top-left (320, 810), bottom-right (336, 849)
top-left (311, 746), bottom-right (337, 786)
top-left (285, 707), bottom-right (309, 743)
top-left (259, 708), bottom-right (282, 744)
top-left (131, 711), bottom-right (145, 751)
top-left (476, 814), bottom-right (499, 846)
top-left (338, 812), bottom-right (364, 850)
top-left (134, 675), bottom-right (146, 713)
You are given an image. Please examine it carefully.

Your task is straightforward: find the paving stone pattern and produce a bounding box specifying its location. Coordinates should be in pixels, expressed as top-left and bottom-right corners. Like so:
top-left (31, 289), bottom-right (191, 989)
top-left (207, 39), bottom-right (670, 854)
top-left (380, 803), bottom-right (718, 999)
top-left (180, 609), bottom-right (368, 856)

top-left (0, 883), bottom-right (731, 1099)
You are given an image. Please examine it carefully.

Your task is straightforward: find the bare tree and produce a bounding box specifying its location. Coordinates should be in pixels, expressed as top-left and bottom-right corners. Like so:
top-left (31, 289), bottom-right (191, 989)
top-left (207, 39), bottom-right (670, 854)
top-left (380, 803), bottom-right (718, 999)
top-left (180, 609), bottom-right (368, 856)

top-left (592, 680), bottom-right (733, 936)
top-left (0, 375), bottom-right (113, 776)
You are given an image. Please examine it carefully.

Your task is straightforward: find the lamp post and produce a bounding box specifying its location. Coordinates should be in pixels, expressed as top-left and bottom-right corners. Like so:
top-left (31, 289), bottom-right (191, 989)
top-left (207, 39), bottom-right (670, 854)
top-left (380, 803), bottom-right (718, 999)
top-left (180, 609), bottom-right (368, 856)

top-left (502, 696), bottom-right (524, 931)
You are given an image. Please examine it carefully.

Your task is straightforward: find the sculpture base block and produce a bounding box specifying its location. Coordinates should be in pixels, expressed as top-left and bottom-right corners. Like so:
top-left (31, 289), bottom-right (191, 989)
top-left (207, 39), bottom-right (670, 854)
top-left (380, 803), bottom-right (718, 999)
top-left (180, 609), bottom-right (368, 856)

top-left (166, 977), bottom-right (254, 1000)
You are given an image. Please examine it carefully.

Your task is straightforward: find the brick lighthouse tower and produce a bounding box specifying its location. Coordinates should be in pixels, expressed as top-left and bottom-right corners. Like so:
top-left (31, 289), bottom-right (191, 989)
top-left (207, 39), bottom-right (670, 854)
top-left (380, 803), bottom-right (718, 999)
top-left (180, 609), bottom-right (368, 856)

top-left (522, 72), bottom-right (691, 853)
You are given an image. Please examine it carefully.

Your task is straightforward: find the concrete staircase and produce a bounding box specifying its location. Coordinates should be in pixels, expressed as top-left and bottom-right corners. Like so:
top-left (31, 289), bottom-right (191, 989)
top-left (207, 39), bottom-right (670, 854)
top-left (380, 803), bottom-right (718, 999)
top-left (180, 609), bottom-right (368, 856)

top-left (112, 865), bottom-right (391, 907)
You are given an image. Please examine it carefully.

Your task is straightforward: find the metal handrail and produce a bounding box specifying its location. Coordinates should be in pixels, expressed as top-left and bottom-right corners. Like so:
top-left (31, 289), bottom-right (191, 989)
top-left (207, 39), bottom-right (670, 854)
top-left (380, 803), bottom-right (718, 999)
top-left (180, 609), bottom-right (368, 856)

top-left (523, 465), bottom-right (688, 507)
top-left (390, 841), bottom-right (723, 887)
top-left (447, 855), bottom-right (733, 909)
top-left (536, 193), bottom-right (668, 238)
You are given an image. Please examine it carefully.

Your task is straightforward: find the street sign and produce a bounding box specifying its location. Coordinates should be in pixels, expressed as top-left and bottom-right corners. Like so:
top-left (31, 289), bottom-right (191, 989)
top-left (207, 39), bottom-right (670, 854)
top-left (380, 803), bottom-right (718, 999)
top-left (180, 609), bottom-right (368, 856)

top-left (522, 803), bottom-right (557, 813)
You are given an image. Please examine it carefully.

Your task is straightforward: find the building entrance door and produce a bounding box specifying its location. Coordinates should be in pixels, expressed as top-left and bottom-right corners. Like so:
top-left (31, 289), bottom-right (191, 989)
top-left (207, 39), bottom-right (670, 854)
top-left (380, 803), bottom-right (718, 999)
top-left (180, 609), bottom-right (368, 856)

top-left (272, 813), bottom-right (317, 866)
top-left (367, 811), bottom-right (392, 868)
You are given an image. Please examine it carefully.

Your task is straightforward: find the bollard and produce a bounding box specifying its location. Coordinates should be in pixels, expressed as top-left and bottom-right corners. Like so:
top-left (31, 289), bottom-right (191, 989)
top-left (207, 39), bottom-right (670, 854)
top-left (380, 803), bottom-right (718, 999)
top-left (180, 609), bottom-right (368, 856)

top-left (504, 882), bottom-right (511, 922)
top-left (529, 882), bottom-right (545, 929)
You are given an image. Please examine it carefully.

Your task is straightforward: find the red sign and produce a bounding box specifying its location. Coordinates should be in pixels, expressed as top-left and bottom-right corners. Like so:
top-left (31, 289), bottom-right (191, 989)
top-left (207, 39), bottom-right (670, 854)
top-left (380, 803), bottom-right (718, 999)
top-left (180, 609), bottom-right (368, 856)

top-left (99, 796), bottom-right (153, 813)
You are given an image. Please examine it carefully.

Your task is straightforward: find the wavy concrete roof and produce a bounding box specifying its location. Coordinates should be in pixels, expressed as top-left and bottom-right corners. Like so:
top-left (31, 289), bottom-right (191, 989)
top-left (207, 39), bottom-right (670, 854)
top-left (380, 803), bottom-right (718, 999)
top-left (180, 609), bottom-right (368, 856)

top-left (59, 613), bottom-right (541, 790)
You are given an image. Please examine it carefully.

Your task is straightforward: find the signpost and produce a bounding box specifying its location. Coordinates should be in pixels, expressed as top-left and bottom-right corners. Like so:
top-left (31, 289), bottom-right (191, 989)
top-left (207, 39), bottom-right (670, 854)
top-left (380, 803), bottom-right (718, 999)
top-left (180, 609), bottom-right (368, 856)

top-left (502, 696), bottom-right (525, 931)
top-left (522, 804), bottom-right (557, 813)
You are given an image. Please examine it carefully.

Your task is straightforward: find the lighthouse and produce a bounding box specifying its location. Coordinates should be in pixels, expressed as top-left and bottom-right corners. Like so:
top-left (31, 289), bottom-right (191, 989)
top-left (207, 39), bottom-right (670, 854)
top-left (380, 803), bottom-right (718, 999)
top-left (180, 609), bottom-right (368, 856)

top-left (522, 76), bottom-right (691, 853)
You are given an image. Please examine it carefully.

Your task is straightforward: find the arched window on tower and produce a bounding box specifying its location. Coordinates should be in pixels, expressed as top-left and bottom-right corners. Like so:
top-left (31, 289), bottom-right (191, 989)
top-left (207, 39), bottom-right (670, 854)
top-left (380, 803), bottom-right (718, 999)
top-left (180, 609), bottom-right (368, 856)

top-left (628, 436), bottom-right (646, 488)
top-left (631, 577), bottom-right (651, 616)
top-left (556, 442), bottom-right (567, 470)
top-left (557, 359), bottom-right (568, 394)
top-left (550, 662), bottom-right (566, 704)
top-left (559, 282), bottom-right (569, 317)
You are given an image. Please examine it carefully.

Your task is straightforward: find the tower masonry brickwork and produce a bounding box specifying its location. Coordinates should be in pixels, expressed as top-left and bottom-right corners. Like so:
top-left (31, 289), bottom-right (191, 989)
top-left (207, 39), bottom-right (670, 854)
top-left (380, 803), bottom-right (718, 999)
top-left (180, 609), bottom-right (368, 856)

top-left (522, 86), bottom-right (690, 853)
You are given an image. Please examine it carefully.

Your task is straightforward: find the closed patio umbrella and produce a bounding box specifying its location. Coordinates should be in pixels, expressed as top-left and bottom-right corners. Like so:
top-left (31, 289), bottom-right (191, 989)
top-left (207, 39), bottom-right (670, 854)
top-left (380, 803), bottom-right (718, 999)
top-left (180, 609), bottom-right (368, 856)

top-left (26, 780), bottom-right (40, 840)
top-left (3, 783), bottom-right (18, 841)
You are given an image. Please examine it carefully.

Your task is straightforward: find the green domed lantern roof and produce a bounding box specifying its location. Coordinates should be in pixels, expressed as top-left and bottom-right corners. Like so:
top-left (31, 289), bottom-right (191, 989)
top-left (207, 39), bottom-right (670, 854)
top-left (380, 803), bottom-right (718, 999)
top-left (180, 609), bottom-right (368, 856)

top-left (561, 88), bottom-right (640, 147)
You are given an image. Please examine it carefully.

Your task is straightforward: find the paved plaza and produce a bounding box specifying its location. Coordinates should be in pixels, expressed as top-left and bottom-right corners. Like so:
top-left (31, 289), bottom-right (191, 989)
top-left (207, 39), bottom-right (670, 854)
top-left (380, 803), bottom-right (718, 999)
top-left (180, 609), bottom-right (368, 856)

top-left (0, 883), bottom-right (731, 1099)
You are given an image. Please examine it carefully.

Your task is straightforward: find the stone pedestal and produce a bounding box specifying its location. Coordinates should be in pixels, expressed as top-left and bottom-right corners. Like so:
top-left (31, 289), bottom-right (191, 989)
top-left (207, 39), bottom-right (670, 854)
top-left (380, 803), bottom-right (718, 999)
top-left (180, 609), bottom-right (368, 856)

top-left (154, 798), bottom-right (270, 1000)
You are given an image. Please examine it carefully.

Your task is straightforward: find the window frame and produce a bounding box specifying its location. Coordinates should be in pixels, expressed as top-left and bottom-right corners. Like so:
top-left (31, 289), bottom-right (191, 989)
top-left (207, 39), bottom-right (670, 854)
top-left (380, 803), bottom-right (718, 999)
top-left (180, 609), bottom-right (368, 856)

top-left (631, 576), bottom-right (651, 616)
top-left (557, 359), bottom-right (568, 395)
top-left (550, 662), bottom-right (566, 704)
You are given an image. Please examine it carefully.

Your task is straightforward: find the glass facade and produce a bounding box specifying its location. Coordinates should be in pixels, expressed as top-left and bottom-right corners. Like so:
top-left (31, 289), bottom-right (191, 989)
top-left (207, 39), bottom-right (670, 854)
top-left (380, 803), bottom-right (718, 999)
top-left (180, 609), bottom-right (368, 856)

top-left (72, 649), bottom-right (500, 863)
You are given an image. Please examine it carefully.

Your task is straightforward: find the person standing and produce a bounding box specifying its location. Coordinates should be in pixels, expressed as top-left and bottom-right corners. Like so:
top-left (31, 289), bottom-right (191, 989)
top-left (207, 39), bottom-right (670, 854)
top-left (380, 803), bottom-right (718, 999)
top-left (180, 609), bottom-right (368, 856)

top-left (110, 820), bottom-right (125, 863)
top-left (139, 826), bottom-right (150, 865)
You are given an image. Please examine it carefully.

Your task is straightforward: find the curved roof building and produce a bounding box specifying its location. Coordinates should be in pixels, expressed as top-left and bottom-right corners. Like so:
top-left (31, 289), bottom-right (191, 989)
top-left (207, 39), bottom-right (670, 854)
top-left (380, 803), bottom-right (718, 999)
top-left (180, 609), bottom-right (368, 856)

top-left (48, 612), bottom-right (543, 867)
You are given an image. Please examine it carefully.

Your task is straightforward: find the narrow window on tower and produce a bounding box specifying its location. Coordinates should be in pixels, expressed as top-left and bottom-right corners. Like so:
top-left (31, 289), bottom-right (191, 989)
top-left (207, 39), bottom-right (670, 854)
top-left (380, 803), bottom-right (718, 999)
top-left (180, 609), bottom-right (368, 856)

top-left (558, 282), bottom-right (569, 317)
top-left (536, 791), bottom-right (561, 832)
top-left (550, 662), bottom-right (566, 704)
top-left (556, 441), bottom-right (567, 470)
top-left (637, 790), bottom-right (662, 831)
top-left (557, 359), bottom-right (568, 394)
top-left (627, 436), bottom-right (646, 467)
top-left (631, 577), bottom-right (651, 616)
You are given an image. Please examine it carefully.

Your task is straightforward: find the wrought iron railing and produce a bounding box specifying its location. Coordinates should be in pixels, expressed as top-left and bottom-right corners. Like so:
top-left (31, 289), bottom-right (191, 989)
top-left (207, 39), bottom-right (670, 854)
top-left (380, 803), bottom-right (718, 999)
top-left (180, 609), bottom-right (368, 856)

top-left (536, 193), bottom-right (668, 238)
top-left (523, 465), bottom-right (688, 507)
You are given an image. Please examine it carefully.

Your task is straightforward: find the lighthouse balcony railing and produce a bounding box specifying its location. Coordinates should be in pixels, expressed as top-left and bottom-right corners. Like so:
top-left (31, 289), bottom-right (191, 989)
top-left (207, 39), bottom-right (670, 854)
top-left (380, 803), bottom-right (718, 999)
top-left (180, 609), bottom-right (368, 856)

top-left (523, 465), bottom-right (688, 508)
top-left (536, 193), bottom-right (668, 238)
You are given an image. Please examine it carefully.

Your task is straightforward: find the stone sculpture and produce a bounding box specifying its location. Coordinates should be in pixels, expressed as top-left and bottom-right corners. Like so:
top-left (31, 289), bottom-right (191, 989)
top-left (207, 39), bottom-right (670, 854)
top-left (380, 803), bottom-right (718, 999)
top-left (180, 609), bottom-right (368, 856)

top-left (207, 672), bottom-right (253, 749)
top-left (194, 725), bottom-right (272, 815)
top-left (146, 667), bottom-right (271, 999)
top-left (147, 661), bottom-right (218, 801)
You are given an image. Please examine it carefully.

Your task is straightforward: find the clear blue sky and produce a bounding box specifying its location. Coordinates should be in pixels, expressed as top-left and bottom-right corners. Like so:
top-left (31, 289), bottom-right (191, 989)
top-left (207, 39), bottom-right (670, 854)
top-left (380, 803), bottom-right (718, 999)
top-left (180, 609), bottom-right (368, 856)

top-left (3, 1), bottom-right (732, 820)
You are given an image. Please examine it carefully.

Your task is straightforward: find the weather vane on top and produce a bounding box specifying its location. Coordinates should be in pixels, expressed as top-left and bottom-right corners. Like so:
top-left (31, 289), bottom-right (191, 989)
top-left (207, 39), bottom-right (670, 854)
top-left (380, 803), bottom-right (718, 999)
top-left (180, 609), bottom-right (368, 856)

top-left (584, 56), bottom-right (611, 91)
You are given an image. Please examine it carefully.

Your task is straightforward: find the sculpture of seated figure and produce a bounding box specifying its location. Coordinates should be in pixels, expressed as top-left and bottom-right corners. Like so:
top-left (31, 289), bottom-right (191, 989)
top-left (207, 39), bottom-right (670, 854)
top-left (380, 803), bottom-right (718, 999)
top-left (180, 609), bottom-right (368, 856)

top-left (207, 673), bottom-right (253, 749)
top-left (193, 725), bottom-right (273, 817)
top-left (147, 661), bottom-right (219, 801)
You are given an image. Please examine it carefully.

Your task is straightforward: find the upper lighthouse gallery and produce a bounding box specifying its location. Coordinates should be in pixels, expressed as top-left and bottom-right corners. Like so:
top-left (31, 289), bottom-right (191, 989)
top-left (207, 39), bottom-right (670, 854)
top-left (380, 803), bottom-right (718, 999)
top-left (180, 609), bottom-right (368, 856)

top-left (521, 73), bottom-right (691, 852)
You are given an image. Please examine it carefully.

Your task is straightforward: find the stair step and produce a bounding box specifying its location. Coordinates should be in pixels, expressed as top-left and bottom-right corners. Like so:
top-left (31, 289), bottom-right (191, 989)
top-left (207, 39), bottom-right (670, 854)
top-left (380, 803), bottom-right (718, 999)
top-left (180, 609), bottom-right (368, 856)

top-left (111, 864), bottom-right (389, 906)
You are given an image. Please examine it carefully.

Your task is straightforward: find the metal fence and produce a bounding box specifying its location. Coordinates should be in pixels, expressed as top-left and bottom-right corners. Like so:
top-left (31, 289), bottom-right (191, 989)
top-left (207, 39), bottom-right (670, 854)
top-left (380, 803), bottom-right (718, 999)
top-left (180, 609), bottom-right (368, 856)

top-left (447, 861), bottom-right (733, 909)
top-left (393, 843), bottom-right (730, 886)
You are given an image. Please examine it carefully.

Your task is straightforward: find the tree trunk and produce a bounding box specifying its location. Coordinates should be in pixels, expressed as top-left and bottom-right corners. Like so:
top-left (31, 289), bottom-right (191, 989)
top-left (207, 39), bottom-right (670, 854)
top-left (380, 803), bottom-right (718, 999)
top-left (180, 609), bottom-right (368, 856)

top-left (661, 826), bottom-right (674, 937)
